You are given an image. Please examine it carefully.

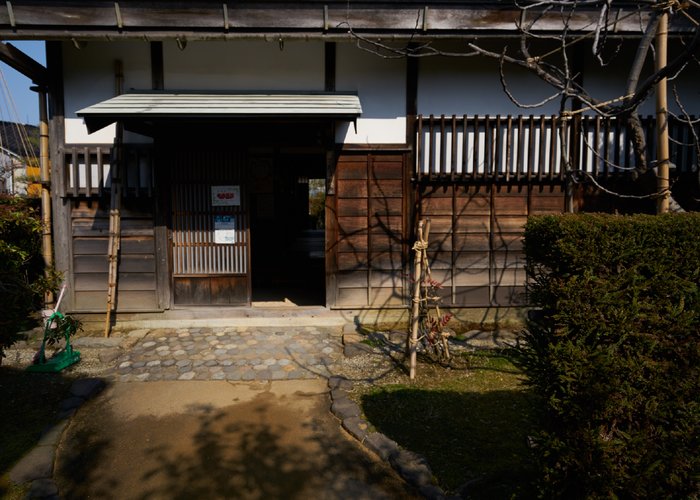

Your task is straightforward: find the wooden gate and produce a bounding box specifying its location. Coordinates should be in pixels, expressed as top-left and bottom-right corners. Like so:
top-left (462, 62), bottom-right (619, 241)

top-left (166, 148), bottom-right (250, 305)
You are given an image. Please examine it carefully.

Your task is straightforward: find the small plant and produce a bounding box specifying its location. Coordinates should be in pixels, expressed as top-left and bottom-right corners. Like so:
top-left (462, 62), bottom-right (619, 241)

top-left (418, 277), bottom-right (453, 363)
top-left (44, 313), bottom-right (82, 347)
top-left (29, 310), bottom-right (82, 372)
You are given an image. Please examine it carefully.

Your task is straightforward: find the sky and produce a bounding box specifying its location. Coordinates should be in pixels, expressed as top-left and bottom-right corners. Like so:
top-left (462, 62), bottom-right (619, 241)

top-left (0, 40), bottom-right (46, 125)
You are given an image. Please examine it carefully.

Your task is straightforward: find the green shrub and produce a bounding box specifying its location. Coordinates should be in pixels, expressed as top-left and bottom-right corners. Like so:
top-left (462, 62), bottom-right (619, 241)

top-left (518, 213), bottom-right (700, 498)
top-left (0, 195), bottom-right (54, 362)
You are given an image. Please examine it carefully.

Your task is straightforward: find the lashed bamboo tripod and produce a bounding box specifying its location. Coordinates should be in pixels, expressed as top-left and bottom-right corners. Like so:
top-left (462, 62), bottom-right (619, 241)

top-left (408, 218), bottom-right (452, 379)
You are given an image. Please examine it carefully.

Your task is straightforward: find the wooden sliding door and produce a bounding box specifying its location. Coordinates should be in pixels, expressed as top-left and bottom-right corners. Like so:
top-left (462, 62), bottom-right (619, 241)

top-left (166, 147), bottom-right (250, 305)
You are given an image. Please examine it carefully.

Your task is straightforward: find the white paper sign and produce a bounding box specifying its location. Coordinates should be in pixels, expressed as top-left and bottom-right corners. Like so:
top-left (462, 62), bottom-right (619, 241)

top-left (214, 215), bottom-right (236, 244)
top-left (211, 185), bottom-right (241, 206)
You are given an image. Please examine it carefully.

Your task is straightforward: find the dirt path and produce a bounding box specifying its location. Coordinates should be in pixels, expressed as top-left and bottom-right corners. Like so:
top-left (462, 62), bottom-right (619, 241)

top-left (54, 380), bottom-right (418, 500)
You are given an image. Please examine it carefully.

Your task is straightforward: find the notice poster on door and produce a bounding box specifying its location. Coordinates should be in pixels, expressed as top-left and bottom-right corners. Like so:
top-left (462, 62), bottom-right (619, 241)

top-left (211, 185), bottom-right (241, 206)
top-left (214, 215), bottom-right (236, 244)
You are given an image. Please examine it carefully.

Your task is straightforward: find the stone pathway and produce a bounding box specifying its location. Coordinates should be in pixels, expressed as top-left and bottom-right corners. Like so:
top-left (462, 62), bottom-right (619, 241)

top-left (111, 326), bottom-right (342, 382)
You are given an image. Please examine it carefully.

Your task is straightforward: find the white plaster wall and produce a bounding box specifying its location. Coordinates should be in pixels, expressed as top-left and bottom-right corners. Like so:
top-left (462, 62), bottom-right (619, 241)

top-left (163, 40), bottom-right (324, 90)
top-left (335, 43), bottom-right (407, 144)
top-left (419, 40), bottom-right (700, 118)
top-left (418, 46), bottom-right (562, 117)
top-left (63, 41), bottom-right (151, 144)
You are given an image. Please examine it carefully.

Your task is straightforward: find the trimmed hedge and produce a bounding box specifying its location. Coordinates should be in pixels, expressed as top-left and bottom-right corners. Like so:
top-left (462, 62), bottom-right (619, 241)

top-left (518, 213), bottom-right (700, 498)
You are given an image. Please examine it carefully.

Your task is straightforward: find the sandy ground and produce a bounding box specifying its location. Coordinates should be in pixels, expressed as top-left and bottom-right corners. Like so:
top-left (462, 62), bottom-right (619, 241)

top-left (54, 379), bottom-right (419, 500)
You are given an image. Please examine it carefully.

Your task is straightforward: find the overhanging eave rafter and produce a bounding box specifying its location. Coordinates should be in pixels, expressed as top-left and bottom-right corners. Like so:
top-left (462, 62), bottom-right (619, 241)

top-left (0, 41), bottom-right (47, 85)
top-left (0, 2), bottom-right (697, 40)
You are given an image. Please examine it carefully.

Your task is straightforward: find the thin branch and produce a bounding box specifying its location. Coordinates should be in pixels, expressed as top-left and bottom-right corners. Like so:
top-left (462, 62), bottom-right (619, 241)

top-left (672, 85), bottom-right (700, 168)
top-left (581, 132), bottom-right (640, 172)
top-left (499, 51), bottom-right (565, 108)
top-left (573, 169), bottom-right (671, 198)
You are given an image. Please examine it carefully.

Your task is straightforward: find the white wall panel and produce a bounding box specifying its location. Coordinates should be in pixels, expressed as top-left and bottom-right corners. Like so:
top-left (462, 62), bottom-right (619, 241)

top-left (418, 51), bottom-right (561, 117)
top-left (419, 41), bottom-right (700, 118)
top-left (163, 41), bottom-right (324, 91)
top-left (63, 41), bottom-right (151, 144)
top-left (336, 43), bottom-right (406, 144)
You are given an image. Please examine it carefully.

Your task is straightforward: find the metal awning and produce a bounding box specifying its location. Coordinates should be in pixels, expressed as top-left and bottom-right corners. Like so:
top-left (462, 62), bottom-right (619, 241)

top-left (77, 92), bottom-right (362, 133)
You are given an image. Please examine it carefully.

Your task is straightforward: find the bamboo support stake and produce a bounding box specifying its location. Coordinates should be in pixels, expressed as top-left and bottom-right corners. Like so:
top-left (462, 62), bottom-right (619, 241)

top-left (104, 60), bottom-right (124, 337)
top-left (408, 220), bottom-right (425, 380)
top-left (104, 128), bottom-right (122, 337)
top-left (408, 219), bottom-right (431, 379)
top-left (37, 88), bottom-right (53, 306)
top-left (656, 10), bottom-right (670, 214)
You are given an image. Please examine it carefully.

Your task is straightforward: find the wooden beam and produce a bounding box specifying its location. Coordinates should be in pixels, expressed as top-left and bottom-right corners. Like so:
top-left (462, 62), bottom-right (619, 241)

top-left (0, 41), bottom-right (47, 84)
top-left (0, 2), bottom-right (692, 40)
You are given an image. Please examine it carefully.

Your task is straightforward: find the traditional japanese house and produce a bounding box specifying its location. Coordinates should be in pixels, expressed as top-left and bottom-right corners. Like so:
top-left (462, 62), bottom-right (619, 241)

top-left (1, 1), bottom-right (698, 326)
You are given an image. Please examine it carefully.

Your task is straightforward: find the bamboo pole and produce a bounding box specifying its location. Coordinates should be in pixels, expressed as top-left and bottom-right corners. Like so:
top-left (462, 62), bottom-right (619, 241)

top-left (104, 61), bottom-right (124, 337)
top-left (104, 127), bottom-right (122, 337)
top-left (656, 10), bottom-right (670, 214)
top-left (408, 219), bottom-right (425, 380)
top-left (37, 88), bottom-right (53, 306)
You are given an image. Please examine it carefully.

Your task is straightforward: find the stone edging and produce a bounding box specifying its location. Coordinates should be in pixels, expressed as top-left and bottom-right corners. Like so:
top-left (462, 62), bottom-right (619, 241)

top-left (9, 378), bottom-right (106, 499)
top-left (328, 376), bottom-right (455, 500)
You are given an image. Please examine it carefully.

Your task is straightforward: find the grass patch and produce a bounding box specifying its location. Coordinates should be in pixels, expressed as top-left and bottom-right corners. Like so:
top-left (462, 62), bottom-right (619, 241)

top-left (356, 350), bottom-right (537, 498)
top-left (0, 366), bottom-right (75, 498)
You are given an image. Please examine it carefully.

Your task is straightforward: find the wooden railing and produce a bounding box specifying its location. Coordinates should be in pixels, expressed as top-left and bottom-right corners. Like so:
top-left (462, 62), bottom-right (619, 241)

top-left (415, 114), bottom-right (699, 181)
top-left (62, 144), bottom-right (153, 197)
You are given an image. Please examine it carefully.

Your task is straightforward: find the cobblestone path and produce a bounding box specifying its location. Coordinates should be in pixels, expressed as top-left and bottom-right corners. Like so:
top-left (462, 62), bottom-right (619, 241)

top-left (111, 326), bottom-right (342, 382)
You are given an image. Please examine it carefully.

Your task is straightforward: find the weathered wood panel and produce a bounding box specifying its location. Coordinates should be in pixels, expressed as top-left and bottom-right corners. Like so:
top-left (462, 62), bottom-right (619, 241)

top-left (369, 287), bottom-right (405, 306)
top-left (337, 252), bottom-right (370, 271)
top-left (210, 276), bottom-right (249, 306)
top-left (336, 288), bottom-right (369, 307)
top-left (74, 272), bottom-right (156, 292)
top-left (73, 290), bottom-right (158, 311)
top-left (336, 271), bottom-right (368, 289)
top-left (73, 237), bottom-right (154, 255)
top-left (0, 2), bottom-right (664, 38)
top-left (335, 233), bottom-right (368, 253)
top-left (330, 151), bottom-right (407, 308)
top-left (418, 183), bottom-right (565, 307)
top-left (336, 180), bottom-right (368, 198)
top-left (70, 197), bottom-right (160, 311)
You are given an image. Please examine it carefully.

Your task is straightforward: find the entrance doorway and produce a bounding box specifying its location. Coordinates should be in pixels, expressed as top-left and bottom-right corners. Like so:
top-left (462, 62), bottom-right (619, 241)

top-left (249, 152), bottom-right (326, 306)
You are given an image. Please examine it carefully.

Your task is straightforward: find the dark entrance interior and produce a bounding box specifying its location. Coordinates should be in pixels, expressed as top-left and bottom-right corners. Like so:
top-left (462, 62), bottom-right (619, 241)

top-left (249, 151), bottom-right (326, 305)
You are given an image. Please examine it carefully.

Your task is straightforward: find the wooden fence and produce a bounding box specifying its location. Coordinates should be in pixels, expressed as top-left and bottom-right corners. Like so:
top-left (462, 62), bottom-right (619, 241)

top-left (416, 114), bottom-right (699, 181)
top-left (62, 144), bottom-right (153, 197)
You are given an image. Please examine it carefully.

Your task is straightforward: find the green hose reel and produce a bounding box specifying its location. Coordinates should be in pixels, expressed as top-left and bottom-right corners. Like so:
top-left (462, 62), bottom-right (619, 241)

top-left (27, 310), bottom-right (81, 373)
